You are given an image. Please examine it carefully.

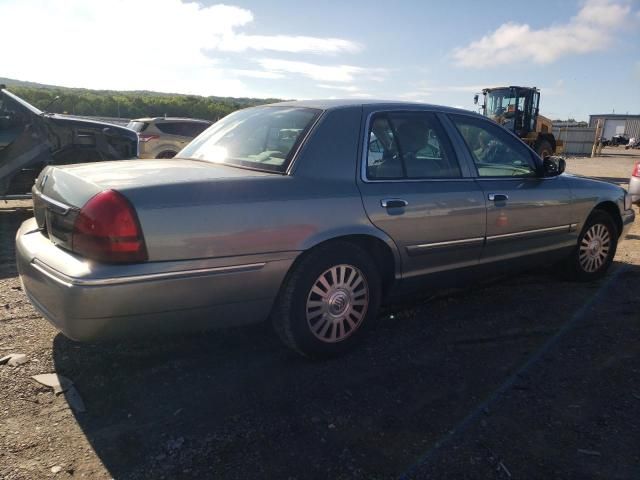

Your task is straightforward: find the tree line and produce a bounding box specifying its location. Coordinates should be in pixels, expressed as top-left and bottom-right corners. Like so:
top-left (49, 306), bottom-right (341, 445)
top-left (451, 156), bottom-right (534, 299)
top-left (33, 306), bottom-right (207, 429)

top-left (4, 82), bottom-right (282, 121)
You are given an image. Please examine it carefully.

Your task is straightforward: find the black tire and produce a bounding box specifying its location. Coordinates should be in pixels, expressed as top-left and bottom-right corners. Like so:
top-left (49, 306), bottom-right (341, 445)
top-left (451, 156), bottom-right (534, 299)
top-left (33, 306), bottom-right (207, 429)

top-left (272, 241), bottom-right (381, 358)
top-left (565, 210), bottom-right (618, 281)
top-left (156, 151), bottom-right (177, 159)
top-left (534, 139), bottom-right (553, 158)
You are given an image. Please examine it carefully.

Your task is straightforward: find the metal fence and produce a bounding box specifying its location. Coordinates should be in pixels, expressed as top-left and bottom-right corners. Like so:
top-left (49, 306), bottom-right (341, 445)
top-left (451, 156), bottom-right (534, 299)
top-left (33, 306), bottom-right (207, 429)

top-left (625, 119), bottom-right (640, 140)
top-left (553, 127), bottom-right (596, 156)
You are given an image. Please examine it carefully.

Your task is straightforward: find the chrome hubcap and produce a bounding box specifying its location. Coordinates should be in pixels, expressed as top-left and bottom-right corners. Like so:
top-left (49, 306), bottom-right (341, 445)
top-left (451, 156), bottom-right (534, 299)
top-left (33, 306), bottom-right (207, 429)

top-left (579, 223), bottom-right (611, 273)
top-left (306, 264), bottom-right (369, 343)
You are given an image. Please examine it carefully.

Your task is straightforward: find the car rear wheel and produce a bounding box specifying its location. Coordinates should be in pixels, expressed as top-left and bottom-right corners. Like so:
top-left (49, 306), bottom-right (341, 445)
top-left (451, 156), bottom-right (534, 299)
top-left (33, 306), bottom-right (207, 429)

top-left (272, 242), bottom-right (381, 358)
top-left (156, 150), bottom-right (177, 159)
top-left (566, 210), bottom-right (618, 281)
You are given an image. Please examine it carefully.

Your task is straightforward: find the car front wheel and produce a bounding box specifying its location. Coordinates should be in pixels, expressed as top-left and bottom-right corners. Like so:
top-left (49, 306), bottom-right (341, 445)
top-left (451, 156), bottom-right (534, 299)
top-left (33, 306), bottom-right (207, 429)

top-left (567, 210), bottom-right (618, 281)
top-left (272, 242), bottom-right (381, 358)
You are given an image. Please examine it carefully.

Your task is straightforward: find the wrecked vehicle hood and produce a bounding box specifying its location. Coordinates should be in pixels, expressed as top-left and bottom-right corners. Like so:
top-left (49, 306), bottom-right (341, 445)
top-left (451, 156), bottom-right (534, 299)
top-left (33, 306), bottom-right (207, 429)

top-left (0, 87), bottom-right (138, 196)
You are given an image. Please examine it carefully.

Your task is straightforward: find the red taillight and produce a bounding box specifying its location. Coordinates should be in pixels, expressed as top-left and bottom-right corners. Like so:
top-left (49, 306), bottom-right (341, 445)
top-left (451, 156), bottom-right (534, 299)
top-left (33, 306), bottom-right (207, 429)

top-left (72, 190), bottom-right (147, 263)
top-left (138, 134), bottom-right (159, 143)
top-left (633, 161), bottom-right (640, 178)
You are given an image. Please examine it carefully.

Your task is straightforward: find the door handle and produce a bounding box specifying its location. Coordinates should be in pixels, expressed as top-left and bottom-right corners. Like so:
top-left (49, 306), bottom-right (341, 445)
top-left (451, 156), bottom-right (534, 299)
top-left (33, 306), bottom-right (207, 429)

top-left (381, 198), bottom-right (408, 208)
top-left (488, 193), bottom-right (509, 202)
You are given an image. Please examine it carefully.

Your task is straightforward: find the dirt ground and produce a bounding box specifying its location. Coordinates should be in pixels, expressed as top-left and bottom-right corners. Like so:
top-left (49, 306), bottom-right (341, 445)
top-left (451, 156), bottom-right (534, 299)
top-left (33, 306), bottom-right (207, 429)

top-left (1, 147), bottom-right (639, 479)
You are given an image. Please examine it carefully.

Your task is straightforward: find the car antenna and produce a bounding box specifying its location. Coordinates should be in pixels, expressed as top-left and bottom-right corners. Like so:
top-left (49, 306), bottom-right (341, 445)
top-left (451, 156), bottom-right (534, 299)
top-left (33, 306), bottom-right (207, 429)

top-left (42, 95), bottom-right (61, 114)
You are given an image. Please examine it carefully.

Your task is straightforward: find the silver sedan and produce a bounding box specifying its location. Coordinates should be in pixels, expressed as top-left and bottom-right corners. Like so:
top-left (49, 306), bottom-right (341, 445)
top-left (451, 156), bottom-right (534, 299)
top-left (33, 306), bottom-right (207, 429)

top-left (16, 100), bottom-right (635, 357)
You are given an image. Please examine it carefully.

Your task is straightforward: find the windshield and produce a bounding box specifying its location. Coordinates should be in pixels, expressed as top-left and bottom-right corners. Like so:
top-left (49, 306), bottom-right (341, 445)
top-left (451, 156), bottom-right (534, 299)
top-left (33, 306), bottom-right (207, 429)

top-left (178, 106), bottom-right (321, 173)
top-left (486, 90), bottom-right (518, 117)
top-left (485, 89), bottom-right (526, 131)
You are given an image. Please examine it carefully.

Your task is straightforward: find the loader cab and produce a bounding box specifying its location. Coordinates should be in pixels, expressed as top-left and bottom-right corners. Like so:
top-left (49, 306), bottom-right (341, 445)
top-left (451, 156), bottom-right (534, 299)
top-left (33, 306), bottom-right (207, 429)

top-left (476, 86), bottom-right (540, 138)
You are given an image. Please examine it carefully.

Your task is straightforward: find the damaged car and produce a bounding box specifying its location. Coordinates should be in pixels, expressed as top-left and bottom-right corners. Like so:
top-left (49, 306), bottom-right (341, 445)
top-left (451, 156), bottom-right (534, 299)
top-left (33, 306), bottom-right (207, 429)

top-left (0, 86), bottom-right (138, 196)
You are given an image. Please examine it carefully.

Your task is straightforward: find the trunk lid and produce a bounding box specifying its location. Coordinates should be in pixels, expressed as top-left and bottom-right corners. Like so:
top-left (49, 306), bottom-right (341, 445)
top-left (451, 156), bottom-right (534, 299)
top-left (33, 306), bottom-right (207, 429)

top-left (33, 159), bottom-right (275, 251)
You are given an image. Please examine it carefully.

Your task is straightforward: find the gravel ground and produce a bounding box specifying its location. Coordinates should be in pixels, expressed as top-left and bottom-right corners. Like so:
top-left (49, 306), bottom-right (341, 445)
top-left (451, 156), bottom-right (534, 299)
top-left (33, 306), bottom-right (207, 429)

top-left (1, 147), bottom-right (639, 479)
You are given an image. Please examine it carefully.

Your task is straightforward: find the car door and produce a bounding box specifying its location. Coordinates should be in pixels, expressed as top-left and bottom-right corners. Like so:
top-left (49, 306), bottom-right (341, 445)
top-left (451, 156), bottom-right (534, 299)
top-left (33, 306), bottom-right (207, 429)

top-left (448, 113), bottom-right (575, 262)
top-left (357, 109), bottom-right (486, 279)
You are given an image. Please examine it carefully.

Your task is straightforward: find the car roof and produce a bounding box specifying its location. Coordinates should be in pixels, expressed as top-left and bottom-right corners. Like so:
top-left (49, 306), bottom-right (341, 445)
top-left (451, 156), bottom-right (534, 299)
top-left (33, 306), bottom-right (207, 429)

top-left (262, 98), bottom-right (478, 115)
top-left (130, 117), bottom-right (211, 123)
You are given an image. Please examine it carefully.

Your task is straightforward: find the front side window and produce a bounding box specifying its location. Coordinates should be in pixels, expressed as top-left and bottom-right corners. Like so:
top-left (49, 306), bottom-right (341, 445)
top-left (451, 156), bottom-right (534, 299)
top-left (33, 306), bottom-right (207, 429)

top-left (451, 115), bottom-right (538, 178)
top-left (179, 106), bottom-right (320, 173)
top-left (155, 122), bottom-right (187, 136)
top-left (366, 112), bottom-right (461, 180)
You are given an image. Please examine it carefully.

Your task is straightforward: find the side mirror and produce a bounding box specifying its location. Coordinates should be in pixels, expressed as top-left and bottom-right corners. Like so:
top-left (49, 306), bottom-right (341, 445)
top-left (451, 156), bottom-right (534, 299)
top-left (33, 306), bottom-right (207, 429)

top-left (542, 156), bottom-right (566, 177)
top-left (473, 94), bottom-right (479, 105)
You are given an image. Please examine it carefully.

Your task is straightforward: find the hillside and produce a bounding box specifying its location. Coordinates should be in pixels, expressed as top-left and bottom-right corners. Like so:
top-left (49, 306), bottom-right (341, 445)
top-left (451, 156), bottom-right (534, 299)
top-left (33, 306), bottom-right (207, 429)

top-left (0, 77), bottom-right (283, 121)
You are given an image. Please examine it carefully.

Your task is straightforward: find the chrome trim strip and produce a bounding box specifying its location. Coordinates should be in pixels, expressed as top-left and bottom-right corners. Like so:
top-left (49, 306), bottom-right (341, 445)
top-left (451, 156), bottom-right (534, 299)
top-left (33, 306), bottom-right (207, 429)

top-left (39, 193), bottom-right (73, 215)
top-left (475, 176), bottom-right (557, 182)
top-left (286, 110), bottom-right (326, 175)
top-left (31, 260), bottom-right (266, 287)
top-left (363, 177), bottom-right (476, 184)
top-left (406, 236), bottom-right (485, 255)
top-left (486, 224), bottom-right (571, 241)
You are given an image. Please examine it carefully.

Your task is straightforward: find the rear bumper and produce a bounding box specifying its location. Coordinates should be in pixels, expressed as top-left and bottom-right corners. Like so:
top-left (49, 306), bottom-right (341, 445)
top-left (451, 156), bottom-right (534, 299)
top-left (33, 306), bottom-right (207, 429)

top-left (16, 218), bottom-right (297, 341)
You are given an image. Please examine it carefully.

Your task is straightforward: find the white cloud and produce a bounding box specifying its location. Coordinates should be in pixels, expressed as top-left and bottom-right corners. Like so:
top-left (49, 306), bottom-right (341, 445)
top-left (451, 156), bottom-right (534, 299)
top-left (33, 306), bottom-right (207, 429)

top-left (452, 0), bottom-right (633, 68)
top-left (0, 0), bottom-right (360, 97)
top-left (218, 35), bottom-right (361, 54)
top-left (396, 85), bottom-right (495, 102)
top-left (315, 84), bottom-right (376, 99)
top-left (230, 69), bottom-right (286, 80)
top-left (395, 92), bottom-right (431, 103)
top-left (316, 84), bottom-right (361, 92)
top-left (258, 59), bottom-right (367, 83)
top-left (424, 85), bottom-right (492, 93)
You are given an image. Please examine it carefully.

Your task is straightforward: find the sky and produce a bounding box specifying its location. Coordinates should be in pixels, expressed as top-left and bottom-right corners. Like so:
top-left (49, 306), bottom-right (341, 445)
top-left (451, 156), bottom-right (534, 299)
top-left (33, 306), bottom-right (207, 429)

top-left (1, 0), bottom-right (639, 120)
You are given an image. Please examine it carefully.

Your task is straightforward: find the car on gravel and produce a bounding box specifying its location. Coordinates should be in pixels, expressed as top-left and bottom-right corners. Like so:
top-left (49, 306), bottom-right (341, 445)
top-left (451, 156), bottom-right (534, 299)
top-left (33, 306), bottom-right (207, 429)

top-left (126, 117), bottom-right (211, 159)
top-left (0, 86), bottom-right (138, 196)
top-left (16, 100), bottom-right (635, 357)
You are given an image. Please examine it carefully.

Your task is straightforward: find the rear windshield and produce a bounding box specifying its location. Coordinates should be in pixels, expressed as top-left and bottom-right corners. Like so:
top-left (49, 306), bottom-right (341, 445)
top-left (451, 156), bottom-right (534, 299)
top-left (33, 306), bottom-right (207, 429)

top-left (126, 121), bottom-right (148, 133)
top-left (178, 106), bottom-right (321, 173)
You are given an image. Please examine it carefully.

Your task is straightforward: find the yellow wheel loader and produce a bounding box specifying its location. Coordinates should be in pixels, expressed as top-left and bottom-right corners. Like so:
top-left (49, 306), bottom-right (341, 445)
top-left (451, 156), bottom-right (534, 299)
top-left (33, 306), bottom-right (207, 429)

top-left (474, 86), bottom-right (563, 157)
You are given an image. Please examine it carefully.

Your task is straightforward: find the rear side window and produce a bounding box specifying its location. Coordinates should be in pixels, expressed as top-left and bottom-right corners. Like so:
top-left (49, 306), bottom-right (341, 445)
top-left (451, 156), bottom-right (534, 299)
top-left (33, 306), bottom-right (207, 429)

top-left (181, 122), bottom-right (210, 137)
top-left (450, 114), bottom-right (538, 177)
top-left (366, 111), bottom-right (461, 180)
top-left (126, 121), bottom-right (148, 133)
top-left (154, 121), bottom-right (209, 136)
top-left (155, 122), bottom-right (185, 136)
